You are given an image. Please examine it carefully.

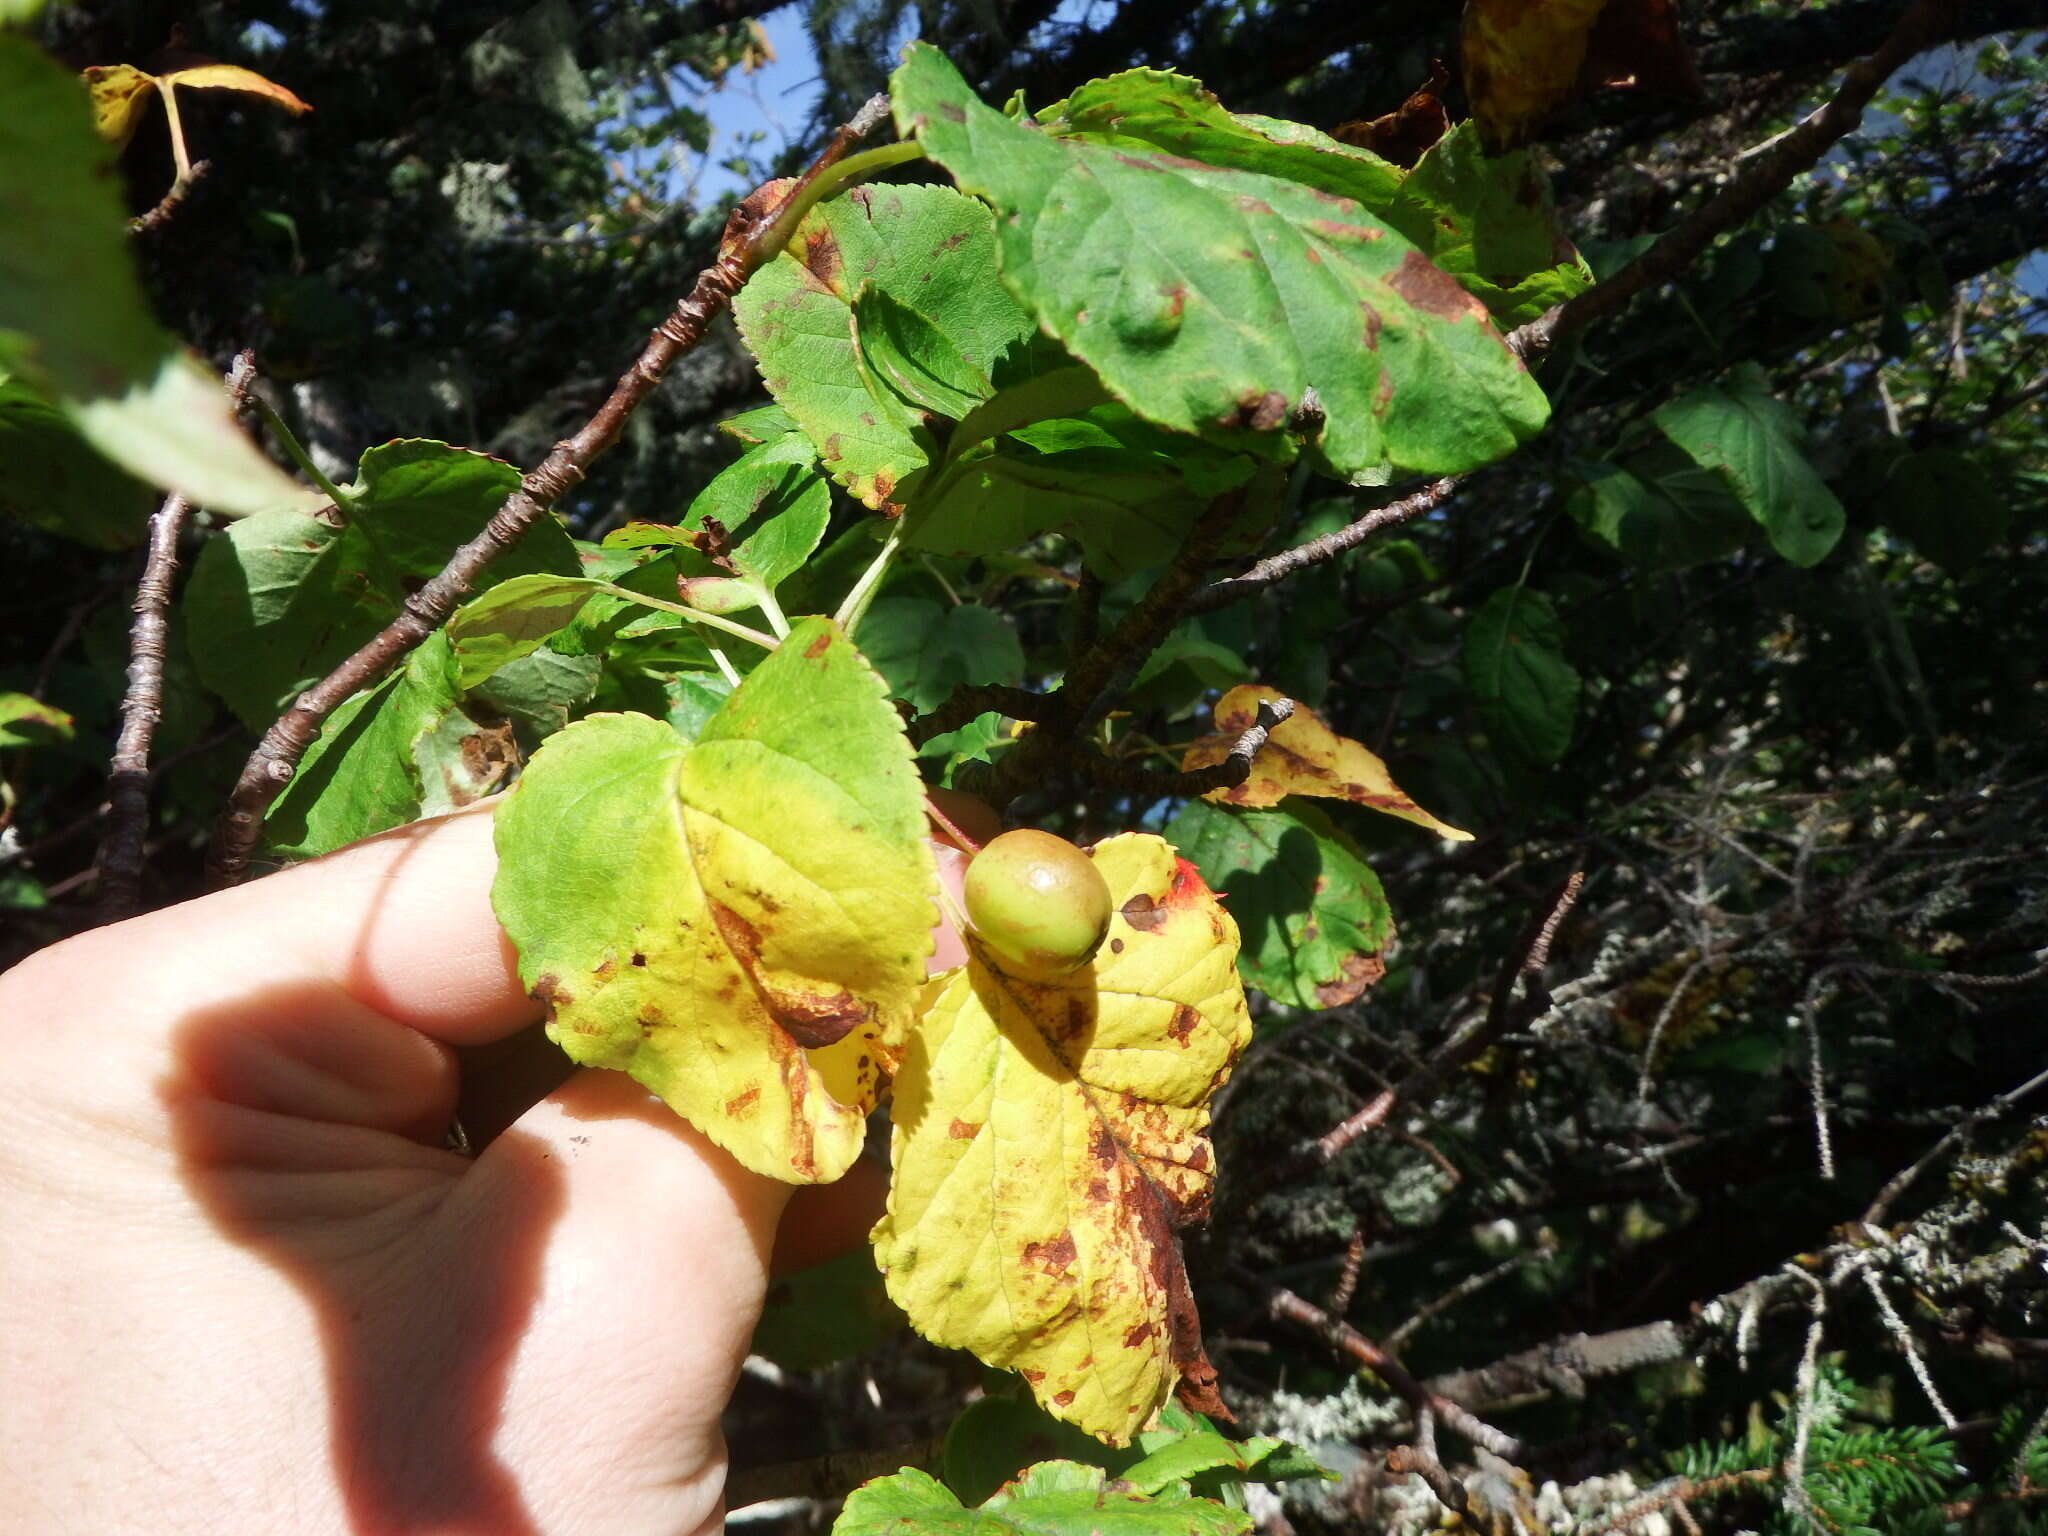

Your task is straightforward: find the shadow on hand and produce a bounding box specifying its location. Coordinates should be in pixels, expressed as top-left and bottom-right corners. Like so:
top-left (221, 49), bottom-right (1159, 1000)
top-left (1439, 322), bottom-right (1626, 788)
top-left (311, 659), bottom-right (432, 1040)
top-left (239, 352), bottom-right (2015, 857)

top-left (164, 985), bottom-right (562, 1536)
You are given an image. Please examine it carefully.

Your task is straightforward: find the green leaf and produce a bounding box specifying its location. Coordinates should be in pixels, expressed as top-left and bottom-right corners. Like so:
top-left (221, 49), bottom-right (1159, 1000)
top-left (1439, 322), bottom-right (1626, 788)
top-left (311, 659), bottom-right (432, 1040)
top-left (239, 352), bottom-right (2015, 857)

top-left (718, 401), bottom-right (801, 446)
top-left (1385, 123), bottom-right (1593, 327)
top-left (185, 440), bottom-right (578, 727)
top-left (0, 691), bottom-right (75, 749)
top-left (1880, 447), bottom-right (2009, 571)
top-left (1565, 454), bottom-right (1753, 574)
top-left (893, 46), bottom-right (1548, 481)
top-left (860, 597), bottom-right (1024, 712)
top-left (491, 618), bottom-right (936, 1184)
top-left (263, 631), bottom-right (470, 858)
top-left (734, 181), bottom-right (1036, 509)
top-left (853, 283), bottom-right (993, 420)
top-left (0, 372), bottom-right (154, 548)
top-left (666, 436), bottom-right (832, 615)
top-left (1653, 366), bottom-right (1845, 567)
top-left (752, 1248), bottom-right (907, 1372)
top-left (1121, 1433), bottom-right (1292, 1495)
top-left (447, 574), bottom-right (603, 687)
top-left (468, 647), bottom-right (602, 737)
top-left (0, 38), bottom-right (321, 516)
top-left (1166, 799), bottom-right (1393, 1009)
top-left (837, 1463), bottom-right (1251, 1536)
top-left (1464, 587), bottom-right (1580, 767)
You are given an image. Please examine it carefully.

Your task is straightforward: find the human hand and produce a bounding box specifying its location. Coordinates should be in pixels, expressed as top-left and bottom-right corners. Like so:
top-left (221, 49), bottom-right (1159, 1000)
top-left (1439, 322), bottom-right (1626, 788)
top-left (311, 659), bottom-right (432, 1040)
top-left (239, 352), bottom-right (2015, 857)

top-left (0, 804), bottom-right (970, 1535)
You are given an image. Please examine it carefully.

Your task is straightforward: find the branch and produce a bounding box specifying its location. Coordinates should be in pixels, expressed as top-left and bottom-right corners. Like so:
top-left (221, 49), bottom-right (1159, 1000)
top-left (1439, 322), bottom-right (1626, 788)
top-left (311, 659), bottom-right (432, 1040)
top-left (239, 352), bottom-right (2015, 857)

top-left (1069, 698), bottom-right (1295, 798)
top-left (1191, 476), bottom-right (1457, 613)
top-left (1507, 0), bottom-right (1959, 362)
top-left (1265, 1282), bottom-right (1526, 1463)
top-left (206, 98), bottom-right (894, 885)
top-left (1312, 871), bottom-right (1584, 1167)
top-left (725, 1435), bottom-right (946, 1510)
top-left (128, 158), bottom-right (211, 236)
top-left (96, 353), bottom-right (256, 917)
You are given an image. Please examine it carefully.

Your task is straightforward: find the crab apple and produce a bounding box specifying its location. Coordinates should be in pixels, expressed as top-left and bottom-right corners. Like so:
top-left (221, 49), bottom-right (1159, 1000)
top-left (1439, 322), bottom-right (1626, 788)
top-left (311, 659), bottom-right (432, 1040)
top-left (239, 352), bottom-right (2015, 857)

top-left (963, 829), bottom-right (1114, 977)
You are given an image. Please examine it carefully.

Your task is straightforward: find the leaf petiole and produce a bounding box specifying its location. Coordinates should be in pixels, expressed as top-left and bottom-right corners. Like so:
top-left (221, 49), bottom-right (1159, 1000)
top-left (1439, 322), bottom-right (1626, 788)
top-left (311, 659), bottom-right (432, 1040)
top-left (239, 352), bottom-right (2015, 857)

top-left (599, 583), bottom-right (780, 650)
top-left (245, 391), bottom-right (354, 510)
top-left (832, 525), bottom-right (904, 639)
top-left (760, 140), bottom-right (927, 253)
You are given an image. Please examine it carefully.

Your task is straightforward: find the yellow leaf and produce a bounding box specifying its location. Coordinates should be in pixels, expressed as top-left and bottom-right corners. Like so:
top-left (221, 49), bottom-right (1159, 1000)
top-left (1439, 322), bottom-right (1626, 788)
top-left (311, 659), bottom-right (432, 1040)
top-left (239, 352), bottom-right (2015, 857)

top-left (82, 64), bottom-right (158, 148)
top-left (1180, 684), bottom-right (1472, 840)
top-left (875, 834), bottom-right (1251, 1445)
top-left (81, 61), bottom-right (312, 151)
top-left (156, 63), bottom-right (313, 117)
top-left (1460, 0), bottom-right (1605, 151)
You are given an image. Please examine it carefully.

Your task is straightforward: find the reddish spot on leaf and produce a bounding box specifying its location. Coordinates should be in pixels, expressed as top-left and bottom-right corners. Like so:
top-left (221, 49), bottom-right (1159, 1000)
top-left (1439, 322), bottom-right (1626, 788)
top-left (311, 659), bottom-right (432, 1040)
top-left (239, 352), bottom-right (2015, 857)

top-left (1388, 250), bottom-right (1490, 322)
top-left (1022, 1231), bottom-right (1078, 1275)
top-left (1313, 950), bottom-right (1388, 1009)
top-left (1166, 1004), bottom-right (1201, 1045)
top-left (1124, 1321), bottom-right (1154, 1349)
top-left (1053, 1389), bottom-right (1076, 1408)
top-left (948, 1118), bottom-right (979, 1140)
top-left (803, 631), bottom-right (832, 661)
top-left (1120, 893), bottom-right (1167, 933)
top-left (726, 1085), bottom-right (761, 1116)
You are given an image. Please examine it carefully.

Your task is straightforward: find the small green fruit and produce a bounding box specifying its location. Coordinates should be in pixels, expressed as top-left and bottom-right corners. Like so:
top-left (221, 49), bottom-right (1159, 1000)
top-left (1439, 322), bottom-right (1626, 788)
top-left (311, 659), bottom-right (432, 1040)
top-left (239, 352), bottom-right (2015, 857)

top-left (963, 829), bottom-right (1113, 977)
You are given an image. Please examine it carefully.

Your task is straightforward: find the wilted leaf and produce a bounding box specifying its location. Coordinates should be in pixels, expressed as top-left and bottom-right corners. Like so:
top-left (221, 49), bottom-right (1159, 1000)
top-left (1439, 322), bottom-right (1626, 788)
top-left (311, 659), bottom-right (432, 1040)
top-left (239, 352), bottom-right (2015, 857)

top-left (1166, 799), bottom-right (1395, 1010)
top-left (894, 45), bottom-right (1548, 481)
top-left (1180, 683), bottom-right (1470, 839)
top-left (492, 619), bottom-right (935, 1184)
top-left (1461, 0), bottom-right (1605, 150)
top-left (1653, 365), bottom-right (1844, 567)
top-left (185, 439), bottom-right (578, 727)
top-left (876, 834), bottom-right (1250, 1444)
top-left (734, 181), bottom-right (1036, 509)
top-left (0, 691), bottom-right (75, 749)
top-left (837, 1463), bottom-right (1251, 1536)
top-left (84, 60), bottom-right (311, 149)
top-left (1334, 61), bottom-right (1450, 167)
top-left (1464, 587), bottom-right (1580, 766)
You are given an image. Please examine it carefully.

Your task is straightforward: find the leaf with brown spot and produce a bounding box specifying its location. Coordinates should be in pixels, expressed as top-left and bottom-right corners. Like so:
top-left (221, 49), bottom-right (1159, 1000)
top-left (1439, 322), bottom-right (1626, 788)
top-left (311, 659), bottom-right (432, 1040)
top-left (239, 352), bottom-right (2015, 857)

top-left (1181, 684), bottom-right (1470, 839)
top-left (84, 60), bottom-right (311, 150)
top-left (875, 834), bottom-right (1251, 1444)
top-left (492, 618), bottom-right (936, 1184)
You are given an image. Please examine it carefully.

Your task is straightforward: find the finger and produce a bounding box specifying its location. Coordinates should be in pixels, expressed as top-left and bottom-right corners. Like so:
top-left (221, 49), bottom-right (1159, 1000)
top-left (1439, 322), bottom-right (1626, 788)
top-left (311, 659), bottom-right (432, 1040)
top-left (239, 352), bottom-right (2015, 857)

top-left (15, 804), bottom-right (535, 1051)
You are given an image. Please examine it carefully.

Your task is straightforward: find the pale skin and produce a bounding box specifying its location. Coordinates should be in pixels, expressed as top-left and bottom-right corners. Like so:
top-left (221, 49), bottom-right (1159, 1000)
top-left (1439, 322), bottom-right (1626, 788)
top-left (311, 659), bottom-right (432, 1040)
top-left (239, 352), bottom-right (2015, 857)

top-left (0, 805), bottom-right (972, 1535)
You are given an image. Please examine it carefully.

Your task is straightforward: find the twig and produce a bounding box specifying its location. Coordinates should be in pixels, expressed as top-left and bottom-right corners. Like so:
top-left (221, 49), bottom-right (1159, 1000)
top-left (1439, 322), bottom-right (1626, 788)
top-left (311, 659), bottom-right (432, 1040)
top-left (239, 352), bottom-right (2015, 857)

top-left (206, 98), bottom-right (895, 885)
top-left (1864, 1062), bottom-right (2048, 1226)
top-left (1265, 1282), bottom-right (1526, 1462)
top-left (1386, 1412), bottom-right (1472, 1520)
top-left (1312, 871), bottom-right (1583, 1167)
top-left (1068, 698), bottom-right (1295, 797)
top-left (1191, 477), bottom-right (1457, 613)
top-left (96, 354), bottom-right (255, 918)
top-left (1329, 1222), bottom-right (1367, 1317)
top-left (1506, 0), bottom-right (1958, 362)
top-left (128, 158), bottom-right (212, 236)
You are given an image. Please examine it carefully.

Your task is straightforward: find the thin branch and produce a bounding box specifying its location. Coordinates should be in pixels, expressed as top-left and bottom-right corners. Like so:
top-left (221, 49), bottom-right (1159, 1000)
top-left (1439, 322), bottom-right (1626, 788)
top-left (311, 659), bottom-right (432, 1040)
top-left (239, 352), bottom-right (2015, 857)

top-left (1191, 476), bottom-right (1457, 613)
top-left (1386, 1415), bottom-right (1472, 1521)
top-left (1507, 0), bottom-right (1959, 362)
top-left (1068, 697), bottom-right (1295, 798)
top-left (206, 100), bottom-right (896, 885)
top-left (128, 158), bottom-right (212, 236)
top-left (1864, 1062), bottom-right (2048, 1226)
top-left (97, 353), bottom-right (256, 918)
top-left (1265, 1282), bottom-right (1526, 1462)
top-left (725, 1433), bottom-right (945, 1509)
top-left (1313, 871), bottom-right (1584, 1167)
